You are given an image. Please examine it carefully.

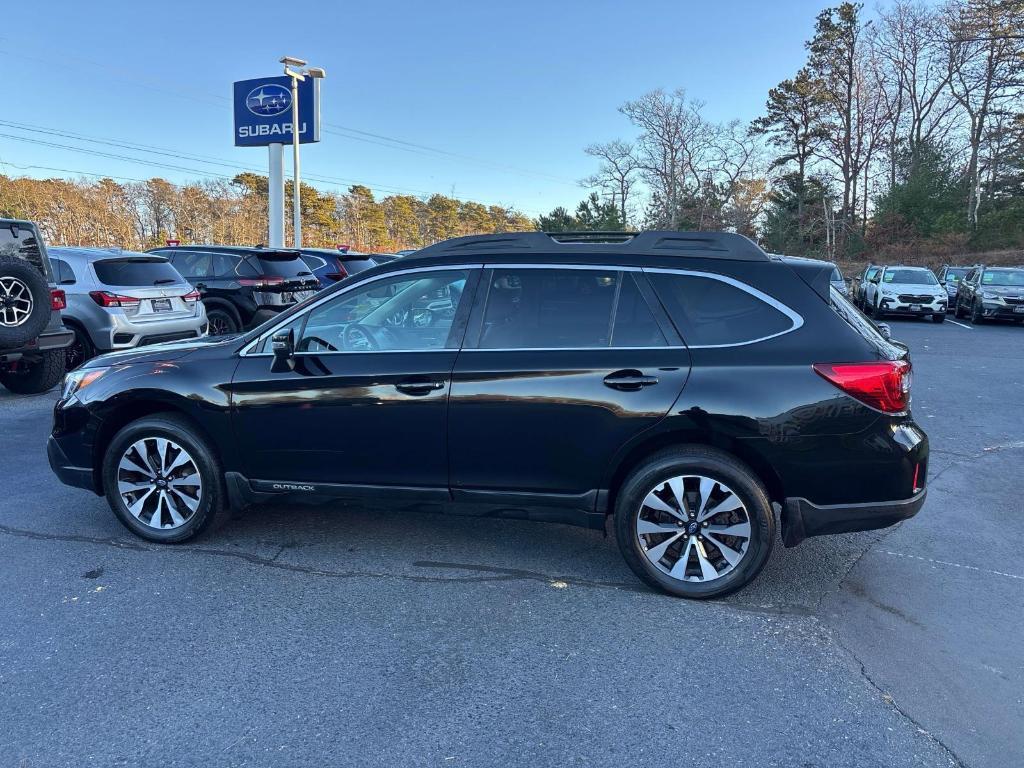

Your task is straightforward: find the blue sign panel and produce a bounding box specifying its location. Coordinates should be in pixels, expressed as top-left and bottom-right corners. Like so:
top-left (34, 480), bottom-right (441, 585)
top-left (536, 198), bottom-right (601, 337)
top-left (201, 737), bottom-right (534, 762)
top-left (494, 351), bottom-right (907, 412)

top-left (233, 75), bottom-right (320, 147)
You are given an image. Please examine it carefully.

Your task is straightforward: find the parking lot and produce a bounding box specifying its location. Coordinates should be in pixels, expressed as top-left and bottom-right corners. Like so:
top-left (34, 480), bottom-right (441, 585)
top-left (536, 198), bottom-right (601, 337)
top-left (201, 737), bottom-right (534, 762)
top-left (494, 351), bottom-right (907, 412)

top-left (0, 317), bottom-right (1021, 767)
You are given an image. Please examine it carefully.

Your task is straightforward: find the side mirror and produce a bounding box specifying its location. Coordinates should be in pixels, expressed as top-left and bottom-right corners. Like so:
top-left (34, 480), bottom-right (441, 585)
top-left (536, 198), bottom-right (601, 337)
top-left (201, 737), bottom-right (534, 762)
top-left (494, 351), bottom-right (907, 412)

top-left (271, 328), bottom-right (295, 373)
top-left (876, 322), bottom-right (892, 341)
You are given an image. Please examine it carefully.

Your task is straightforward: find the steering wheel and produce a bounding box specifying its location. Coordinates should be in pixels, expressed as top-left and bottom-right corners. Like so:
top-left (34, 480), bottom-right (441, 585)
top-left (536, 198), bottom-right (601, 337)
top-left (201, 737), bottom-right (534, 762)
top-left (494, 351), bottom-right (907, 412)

top-left (344, 324), bottom-right (378, 351)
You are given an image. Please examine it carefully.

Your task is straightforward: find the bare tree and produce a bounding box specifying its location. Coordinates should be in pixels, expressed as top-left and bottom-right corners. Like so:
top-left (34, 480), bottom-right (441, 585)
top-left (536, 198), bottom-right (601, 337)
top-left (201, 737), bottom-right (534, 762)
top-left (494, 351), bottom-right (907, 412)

top-left (582, 140), bottom-right (639, 226)
top-left (945, 0), bottom-right (1024, 227)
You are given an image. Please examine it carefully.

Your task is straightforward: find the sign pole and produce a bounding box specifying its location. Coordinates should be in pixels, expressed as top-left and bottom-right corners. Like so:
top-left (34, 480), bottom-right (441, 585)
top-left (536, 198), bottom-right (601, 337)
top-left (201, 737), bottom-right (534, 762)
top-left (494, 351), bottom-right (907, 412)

top-left (268, 143), bottom-right (285, 248)
top-left (289, 76), bottom-right (302, 248)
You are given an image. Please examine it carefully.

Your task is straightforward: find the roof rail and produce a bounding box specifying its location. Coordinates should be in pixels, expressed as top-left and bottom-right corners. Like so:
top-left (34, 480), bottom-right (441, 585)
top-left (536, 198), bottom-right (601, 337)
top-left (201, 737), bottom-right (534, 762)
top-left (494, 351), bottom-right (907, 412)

top-left (412, 231), bottom-right (769, 262)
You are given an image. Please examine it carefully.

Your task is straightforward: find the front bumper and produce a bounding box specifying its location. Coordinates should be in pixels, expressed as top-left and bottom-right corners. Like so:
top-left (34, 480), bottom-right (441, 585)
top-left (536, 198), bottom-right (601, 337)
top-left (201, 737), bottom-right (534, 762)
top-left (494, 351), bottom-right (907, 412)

top-left (878, 296), bottom-right (946, 316)
top-left (978, 300), bottom-right (1024, 319)
top-left (47, 434), bottom-right (97, 493)
top-left (781, 489), bottom-right (926, 546)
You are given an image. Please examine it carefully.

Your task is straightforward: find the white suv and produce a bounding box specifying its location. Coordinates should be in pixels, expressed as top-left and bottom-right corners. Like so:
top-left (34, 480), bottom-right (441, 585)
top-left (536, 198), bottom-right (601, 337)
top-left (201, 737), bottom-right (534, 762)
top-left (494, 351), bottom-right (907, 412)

top-left (868, 266), bottom-right (946, 323)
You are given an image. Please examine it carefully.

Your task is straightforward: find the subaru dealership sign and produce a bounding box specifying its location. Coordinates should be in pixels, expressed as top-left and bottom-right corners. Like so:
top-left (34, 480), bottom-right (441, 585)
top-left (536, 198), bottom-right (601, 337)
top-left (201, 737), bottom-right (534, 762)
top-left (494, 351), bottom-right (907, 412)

top-left (232, 75), bottom-right (320, 147)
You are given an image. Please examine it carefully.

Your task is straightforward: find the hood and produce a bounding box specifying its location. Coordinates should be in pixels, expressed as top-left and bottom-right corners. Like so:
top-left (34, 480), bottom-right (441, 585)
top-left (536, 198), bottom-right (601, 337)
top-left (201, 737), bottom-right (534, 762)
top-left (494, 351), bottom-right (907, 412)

top-left (880, 282), bottom-right (944, 294)
top-left (83, 334), bottom-right (241, 369)
top-left (980, 285), bottom-right (1024, 297)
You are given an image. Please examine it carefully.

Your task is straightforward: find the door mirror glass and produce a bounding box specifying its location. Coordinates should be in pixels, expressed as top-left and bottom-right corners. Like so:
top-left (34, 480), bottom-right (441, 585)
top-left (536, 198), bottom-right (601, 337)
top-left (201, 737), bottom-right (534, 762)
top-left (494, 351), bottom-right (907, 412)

top-left (271, 328), bottom-right (295, 372)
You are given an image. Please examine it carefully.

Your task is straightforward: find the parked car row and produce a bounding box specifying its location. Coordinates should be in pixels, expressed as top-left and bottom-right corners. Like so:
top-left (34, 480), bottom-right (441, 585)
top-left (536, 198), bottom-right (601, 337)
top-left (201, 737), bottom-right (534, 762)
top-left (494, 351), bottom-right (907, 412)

top-left (849, 262), bottom-right (1024, 325)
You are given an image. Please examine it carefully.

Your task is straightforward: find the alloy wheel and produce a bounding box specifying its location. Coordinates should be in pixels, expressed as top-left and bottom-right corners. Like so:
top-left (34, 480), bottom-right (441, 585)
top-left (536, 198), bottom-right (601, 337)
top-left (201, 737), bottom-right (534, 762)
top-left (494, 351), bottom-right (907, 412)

top-left (636, 475), bottom-right (751, 583)
top-left (208, 314), bottom-right (233, 336)
top-left (117, 437), bottom-right (202, 530)
top-left (0, 277), bottom-right (33, 327)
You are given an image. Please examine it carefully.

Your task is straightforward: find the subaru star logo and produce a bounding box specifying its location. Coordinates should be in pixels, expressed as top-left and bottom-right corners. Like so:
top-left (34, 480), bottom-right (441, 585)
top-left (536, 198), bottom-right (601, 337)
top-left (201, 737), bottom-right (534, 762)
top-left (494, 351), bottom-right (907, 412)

top-left (246, 84), bottom-right (291, 117)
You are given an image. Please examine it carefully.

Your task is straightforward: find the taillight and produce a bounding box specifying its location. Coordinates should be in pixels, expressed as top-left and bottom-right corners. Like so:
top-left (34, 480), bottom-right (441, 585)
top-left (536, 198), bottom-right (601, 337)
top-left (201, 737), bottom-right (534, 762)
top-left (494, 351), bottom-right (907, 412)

top-left (325, 272), bottom-right (347, 282)
top-left (238, 276), bottom-right (285, 288)
top-left (89, 291), bottom-right (141, 308)
top-left (50, 289), bottom-right (66, 311)
top-left (812, 360), bottom-right (911, 414)
top-left (182, 289), bottom-right (201, 302)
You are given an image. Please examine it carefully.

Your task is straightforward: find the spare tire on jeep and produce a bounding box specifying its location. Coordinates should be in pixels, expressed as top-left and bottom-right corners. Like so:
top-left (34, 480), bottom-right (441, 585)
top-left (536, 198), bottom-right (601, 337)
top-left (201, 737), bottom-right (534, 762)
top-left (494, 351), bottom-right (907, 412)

top-left (0, 254), bottom-right (52, 348)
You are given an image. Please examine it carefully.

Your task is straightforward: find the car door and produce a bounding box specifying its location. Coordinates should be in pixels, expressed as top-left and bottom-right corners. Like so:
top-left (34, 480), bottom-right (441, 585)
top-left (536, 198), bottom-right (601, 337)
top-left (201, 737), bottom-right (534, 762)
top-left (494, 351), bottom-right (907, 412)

top-left (229, 265), bottom-right (479, 492)
top-left (447, 265), bottom-right (690, 506)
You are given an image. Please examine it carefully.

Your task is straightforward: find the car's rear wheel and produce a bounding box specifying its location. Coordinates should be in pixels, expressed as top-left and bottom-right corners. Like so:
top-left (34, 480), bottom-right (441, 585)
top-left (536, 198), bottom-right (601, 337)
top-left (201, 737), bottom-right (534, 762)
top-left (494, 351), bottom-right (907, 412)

top-left (614, 446), bottom-right (775, 599)
top-left (206, 308), bottom-right (239, 336)
top-left (0, 349), bottom-right (66, 394)
top-left (65, 325), bottom-right (94, 370)
top-left (102, 414), bottom-right (225, 543)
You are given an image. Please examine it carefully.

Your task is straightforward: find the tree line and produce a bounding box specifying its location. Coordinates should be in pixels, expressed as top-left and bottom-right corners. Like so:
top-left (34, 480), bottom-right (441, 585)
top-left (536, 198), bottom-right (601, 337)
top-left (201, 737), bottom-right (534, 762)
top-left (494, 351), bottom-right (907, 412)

top-left (0, 172), bottom-right (533, 252)
top-left (562, 0), bottom-right (1023, 265)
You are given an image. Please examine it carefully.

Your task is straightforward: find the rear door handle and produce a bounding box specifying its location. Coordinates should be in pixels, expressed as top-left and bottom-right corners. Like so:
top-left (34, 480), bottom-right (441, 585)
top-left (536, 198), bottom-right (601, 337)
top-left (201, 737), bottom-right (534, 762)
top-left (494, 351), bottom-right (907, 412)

top-left (395, 380), bottom-right (445, 395)
top-left (603, 370), bottom-right (659, 391)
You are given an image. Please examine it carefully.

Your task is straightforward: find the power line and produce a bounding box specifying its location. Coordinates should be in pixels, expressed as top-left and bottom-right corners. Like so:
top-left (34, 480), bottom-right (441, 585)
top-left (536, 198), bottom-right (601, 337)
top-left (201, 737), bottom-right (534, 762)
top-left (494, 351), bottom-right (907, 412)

top-left (0, 48), bottom-right (579, 188)
top-left (0, 121), bottom-right (548, 214)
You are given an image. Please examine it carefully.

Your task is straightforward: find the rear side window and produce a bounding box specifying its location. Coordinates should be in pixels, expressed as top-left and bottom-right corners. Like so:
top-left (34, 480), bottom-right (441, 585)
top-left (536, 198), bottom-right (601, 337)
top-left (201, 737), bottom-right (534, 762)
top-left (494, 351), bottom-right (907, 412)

top-left (168, 251), bottom-right (211, 278)
top-left (479, 268), bottom-right (619, 349)
top-left (211, 253), bottom-right (258, 278)
top-left (648, 272), bottom-right (796, 347)
top-left (612, 273), bottom-right (667, 347)
top-left (50, 258), bottom-right (77, 285)
top-left (93, 258), bottom-right (183, 287)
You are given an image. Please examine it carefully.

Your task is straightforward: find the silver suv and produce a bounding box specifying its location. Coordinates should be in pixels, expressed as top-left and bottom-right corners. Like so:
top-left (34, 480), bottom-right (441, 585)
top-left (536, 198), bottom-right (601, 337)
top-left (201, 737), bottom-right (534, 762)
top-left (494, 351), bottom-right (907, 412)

top-left (49, 248), bottom-right (208, 368)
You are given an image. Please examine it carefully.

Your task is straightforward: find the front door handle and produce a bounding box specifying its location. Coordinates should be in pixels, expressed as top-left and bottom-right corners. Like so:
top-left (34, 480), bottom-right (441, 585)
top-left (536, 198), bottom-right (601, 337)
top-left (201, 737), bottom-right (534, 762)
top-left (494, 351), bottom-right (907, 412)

top-left (395, 380), bottom-right (445, 395)
top-left (603, 370), bottom-right (659, 391)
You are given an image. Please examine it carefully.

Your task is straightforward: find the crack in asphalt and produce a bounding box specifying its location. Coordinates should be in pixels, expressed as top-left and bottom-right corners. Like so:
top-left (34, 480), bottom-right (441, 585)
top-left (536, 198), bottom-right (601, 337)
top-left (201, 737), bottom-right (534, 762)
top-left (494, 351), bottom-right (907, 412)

top-left (0, 522), bottom-right (819, 618)
top-left (832, 633), bottom-right (969, 768)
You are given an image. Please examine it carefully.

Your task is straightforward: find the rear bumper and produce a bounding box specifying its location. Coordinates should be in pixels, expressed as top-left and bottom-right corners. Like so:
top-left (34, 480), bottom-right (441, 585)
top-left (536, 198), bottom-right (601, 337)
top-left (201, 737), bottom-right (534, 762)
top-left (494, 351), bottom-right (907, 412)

top-left (781, 488), bottom-right (927, 547)
top-left (89, 312), bottom-right (207, 352)
top-left (0, 328), bottom-right (74, 361)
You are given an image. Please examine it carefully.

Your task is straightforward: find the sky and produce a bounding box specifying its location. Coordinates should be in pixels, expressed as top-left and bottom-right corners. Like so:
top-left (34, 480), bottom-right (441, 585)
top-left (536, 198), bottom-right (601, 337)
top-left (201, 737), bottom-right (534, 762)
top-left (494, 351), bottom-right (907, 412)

top-left (2, 0), bottom-right (830, 217)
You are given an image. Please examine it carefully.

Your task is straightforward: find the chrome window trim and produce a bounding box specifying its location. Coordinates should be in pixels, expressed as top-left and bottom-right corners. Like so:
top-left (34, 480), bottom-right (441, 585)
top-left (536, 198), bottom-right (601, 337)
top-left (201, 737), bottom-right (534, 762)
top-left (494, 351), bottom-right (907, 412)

top-left (241, 262), bottom-right (803, 356)
top-left (241, 263), bottom-right (481, 356)
top-left (642, 267), bottom-right (804, 348)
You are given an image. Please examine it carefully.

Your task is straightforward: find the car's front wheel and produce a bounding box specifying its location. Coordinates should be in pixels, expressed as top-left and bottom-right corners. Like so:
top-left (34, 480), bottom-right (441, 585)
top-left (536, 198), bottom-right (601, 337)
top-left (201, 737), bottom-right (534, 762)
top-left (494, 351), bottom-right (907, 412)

top-left (932, 312), bottom-right (945, 323)
top-left (614, 446), bottom-right (775, 599)
top-left (102, 414), bottom-right (225, 542)
top-left (971, 300), bottom-right (985, 324)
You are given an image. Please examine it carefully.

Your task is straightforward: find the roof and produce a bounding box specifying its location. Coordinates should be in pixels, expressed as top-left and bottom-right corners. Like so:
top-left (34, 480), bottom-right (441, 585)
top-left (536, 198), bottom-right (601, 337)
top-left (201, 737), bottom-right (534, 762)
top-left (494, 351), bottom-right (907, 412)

top-left (49, 246), bottom-right (166, 261)
top-left (403, 231), bottom-right (769, 264)
top-left (149, 244), bottom-right (300, 256)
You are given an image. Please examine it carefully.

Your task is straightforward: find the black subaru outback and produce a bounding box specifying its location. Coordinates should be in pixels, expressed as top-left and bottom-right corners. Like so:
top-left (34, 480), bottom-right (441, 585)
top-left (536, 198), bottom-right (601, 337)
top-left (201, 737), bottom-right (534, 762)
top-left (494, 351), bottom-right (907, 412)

top-left (0, 219), bottom-right (72, 394)
top-left (48, 232), bottom-right (928, 598)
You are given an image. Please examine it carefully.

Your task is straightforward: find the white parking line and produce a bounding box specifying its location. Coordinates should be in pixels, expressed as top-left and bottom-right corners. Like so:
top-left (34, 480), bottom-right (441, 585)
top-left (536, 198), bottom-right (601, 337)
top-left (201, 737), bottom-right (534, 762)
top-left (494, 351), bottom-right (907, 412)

top-left (877, 550), bottom-right (1024, 582)
top-left (946, 319), bottom-right (972, 329)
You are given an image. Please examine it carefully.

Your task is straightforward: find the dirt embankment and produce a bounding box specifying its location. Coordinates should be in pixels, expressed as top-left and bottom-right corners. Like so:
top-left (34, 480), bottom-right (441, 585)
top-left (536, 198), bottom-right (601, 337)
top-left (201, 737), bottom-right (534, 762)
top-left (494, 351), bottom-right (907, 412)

top-left (836, 248), bottom-right (1024, 278)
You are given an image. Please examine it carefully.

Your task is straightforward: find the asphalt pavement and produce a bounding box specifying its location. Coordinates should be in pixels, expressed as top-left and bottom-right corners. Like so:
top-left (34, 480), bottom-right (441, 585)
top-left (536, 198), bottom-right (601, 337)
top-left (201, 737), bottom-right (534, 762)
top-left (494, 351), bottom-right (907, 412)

top-left (1, 317), bottom-right (1020, 767)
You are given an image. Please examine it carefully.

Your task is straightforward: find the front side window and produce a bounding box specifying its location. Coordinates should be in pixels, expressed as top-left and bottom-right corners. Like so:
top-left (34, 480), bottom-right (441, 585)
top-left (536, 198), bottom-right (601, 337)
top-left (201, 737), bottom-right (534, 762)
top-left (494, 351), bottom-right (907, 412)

top-left (648, 272), bottom-right (796, 347)
top-left (297, 269), bottom-right (469, 353)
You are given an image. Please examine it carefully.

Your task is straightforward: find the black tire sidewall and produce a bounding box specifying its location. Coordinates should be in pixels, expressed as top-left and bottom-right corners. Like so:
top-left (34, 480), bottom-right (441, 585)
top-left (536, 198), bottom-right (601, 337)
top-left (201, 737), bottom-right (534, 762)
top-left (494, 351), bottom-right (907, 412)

top-left (614, 448), bottom-right (775, 599)
top-left (102, 416), bottom-right (223, 543)
top-left (0, 348), bottom-right (66, 394)
top-left (206, 308), bottom-right (239, 336)
top-left (0, 256), bottom-right (52, 348)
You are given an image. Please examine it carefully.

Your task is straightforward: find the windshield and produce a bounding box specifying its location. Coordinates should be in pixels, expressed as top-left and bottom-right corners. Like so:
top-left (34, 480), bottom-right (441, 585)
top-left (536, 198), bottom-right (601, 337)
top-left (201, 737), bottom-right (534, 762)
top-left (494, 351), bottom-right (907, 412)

top-left (982, 269), bottom-right (1024, 287)
top-left (943, 267), bottom-right (969, 282)
top-left (883, 268), bottom-right (938, 285)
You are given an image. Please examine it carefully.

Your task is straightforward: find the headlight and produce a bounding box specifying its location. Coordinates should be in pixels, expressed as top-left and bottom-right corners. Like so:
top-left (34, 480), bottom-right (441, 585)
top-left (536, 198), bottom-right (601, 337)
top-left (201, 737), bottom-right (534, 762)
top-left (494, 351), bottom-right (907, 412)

top-left (980, 291), bottom-right (998, 300)
top-left (60, 367), bottom-right (108, 400)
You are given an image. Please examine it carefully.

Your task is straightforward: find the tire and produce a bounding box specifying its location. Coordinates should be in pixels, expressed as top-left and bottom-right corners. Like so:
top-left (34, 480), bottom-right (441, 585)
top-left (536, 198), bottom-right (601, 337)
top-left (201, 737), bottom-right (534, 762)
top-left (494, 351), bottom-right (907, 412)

top-left (65, 324), bottom-right (95, 370)
top-left (954, 299), bottom-right (966, 319)
top-left (0, 348), bottom-right (66, 394)
top-left (205, 307), bottom-right (239, 336)
top-left (614, 446), bottom-right (775, 599)
top-left (102, 414), bottom-right (226, 543)
top-left (0, 255), bottom-right (51, 347)
top-left (932, 312), bottom-right (945, 323)
top-left (971, 300), bottom-right (985, 324)
top-left (864, 299), bottom-right (874, 316)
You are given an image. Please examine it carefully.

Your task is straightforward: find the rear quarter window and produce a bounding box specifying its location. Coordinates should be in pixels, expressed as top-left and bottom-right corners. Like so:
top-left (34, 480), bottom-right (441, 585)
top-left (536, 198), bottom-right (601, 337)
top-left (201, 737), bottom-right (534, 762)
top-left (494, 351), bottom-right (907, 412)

top-left (648, 272), bottom-right (798, 347)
